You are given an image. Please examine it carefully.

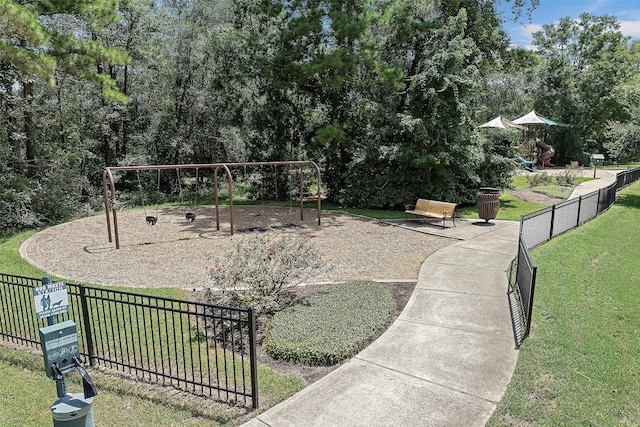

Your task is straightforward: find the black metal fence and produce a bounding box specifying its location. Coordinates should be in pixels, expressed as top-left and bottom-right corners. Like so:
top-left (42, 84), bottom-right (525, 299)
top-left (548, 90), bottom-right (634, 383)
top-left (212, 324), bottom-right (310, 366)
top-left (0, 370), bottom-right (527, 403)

top-left (0, 273), bottom-right (258, 408)
top-left (511, 167), bottom-right (640, 347)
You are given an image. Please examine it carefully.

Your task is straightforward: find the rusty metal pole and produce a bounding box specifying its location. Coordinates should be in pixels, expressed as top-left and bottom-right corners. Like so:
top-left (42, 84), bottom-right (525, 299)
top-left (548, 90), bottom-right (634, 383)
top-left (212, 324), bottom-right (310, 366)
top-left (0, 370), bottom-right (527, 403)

top-left (101, 169), bottom-right (112, 243)
top-left (107, 168), bottom-right (120, 249)
top-left (299, 164), bottom-right (304, 221)
top-left (224, 164), bottom-right (234, 235)
top-left (102, 167), bottom-right (120, 248)
top-left (311, 161), bottom-right (322, 225)
top-left (213, 166), bottom-right (220, 231)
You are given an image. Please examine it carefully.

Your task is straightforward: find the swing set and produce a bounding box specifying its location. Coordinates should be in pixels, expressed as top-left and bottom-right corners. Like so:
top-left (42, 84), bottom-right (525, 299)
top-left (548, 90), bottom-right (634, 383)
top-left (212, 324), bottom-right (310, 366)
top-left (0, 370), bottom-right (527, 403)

top-left (102, 161), bottom-right (322, 249)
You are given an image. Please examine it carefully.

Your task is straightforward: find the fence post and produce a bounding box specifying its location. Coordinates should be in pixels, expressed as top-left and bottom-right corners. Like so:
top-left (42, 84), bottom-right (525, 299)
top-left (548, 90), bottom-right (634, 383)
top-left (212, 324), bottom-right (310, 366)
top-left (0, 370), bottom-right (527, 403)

top-left (79, 284), bottom-right (96, 367)
top-left (549, 205), bottom-right (555, 241)
top-left (525, 264), bottom-right (537, 339)
top-left (576, 195), bottom-right (582, 228)
top-left (247, 306), bottom-right (259, 409)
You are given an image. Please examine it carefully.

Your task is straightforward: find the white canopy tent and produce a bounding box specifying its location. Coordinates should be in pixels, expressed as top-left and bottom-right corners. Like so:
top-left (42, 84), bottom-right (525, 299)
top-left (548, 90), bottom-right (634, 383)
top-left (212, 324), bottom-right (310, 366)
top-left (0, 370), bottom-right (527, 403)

top-left (512, 110), bottom-right (568, 127)
top-left (479, 115), bottom-right (528, 131)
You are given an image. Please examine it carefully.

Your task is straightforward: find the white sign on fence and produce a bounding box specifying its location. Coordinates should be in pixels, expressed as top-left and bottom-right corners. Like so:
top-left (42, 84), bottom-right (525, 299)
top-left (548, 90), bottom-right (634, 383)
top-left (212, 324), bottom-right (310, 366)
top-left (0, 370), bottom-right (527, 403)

top-left (33, 281), bottom-right (69, 319)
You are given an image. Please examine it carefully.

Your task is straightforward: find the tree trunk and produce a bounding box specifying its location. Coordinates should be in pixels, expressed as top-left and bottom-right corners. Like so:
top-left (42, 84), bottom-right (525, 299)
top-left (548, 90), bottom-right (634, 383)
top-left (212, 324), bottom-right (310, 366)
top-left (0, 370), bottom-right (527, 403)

top-left (56, 81), bottom-right (67, 147)
top-left (121, 63), bottom-right (130, 157)
top-left (120, 15), bottom-right (136, 158)
top-left (396, 38), bottom-right (425, 113)
top-left (23, 81), bottom-right (36, 165)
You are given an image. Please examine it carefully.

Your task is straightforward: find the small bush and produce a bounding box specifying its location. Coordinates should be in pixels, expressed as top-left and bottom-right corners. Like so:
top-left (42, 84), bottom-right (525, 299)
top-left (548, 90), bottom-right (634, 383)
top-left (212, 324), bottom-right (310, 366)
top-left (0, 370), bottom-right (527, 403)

top-left (526, 172), bottom-right (554, 187)
top-left (265, 280), bottom-right (395, 365)
top-left (554, 169), bottom-right (580, 186)
top-left (206, 231), bottom-right (323, 314)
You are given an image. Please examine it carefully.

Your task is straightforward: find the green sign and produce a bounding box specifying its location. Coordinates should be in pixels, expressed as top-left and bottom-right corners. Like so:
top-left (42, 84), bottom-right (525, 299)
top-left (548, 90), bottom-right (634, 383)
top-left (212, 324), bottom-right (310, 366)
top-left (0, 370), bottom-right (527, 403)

top-left (39, 320), bottom-right (80, 377)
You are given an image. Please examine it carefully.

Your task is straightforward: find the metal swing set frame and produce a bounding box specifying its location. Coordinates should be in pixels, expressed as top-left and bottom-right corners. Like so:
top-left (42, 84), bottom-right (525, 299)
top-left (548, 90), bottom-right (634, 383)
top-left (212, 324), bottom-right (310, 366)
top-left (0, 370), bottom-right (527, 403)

top-left (101, 161), bottom-right (323, 249)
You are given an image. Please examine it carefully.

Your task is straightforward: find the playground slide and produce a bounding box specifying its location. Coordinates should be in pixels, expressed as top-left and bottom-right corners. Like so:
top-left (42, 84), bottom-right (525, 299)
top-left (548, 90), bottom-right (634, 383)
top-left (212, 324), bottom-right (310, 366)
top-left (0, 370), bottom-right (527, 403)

top-left (517, 156), bottom-right (537, 172)
top-left (536, 140), bottom-right (555, 167)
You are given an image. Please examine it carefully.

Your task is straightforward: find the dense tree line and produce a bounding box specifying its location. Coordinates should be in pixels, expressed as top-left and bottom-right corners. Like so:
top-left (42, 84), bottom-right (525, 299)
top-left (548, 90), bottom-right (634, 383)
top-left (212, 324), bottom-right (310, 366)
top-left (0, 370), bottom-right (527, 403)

top-left (1, 0), bottom-right (639, 234)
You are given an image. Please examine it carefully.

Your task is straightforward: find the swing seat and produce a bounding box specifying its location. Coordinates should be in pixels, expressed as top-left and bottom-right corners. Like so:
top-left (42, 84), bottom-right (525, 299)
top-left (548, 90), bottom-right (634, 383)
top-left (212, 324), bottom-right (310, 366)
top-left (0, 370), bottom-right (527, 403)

top-left (146, 216), bottom-right (158, 226)
top-left (185, 212), bottom-right (196, 222)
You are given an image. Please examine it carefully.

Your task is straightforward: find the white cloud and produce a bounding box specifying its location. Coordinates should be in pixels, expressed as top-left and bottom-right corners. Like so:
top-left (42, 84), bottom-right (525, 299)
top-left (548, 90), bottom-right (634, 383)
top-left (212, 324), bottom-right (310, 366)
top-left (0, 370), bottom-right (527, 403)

top-left (616, 8), bottom-right (640, 39)
top-left (617, 8), bottom-right (640, 20)
top-left (512, 44), bottom-right (538, 51)
top-left (509, 23), bottom-right (544, 47)
top-left (619, 20), bottom-right (640, 39)
top-left (520, 23), bottom-right (544, 38)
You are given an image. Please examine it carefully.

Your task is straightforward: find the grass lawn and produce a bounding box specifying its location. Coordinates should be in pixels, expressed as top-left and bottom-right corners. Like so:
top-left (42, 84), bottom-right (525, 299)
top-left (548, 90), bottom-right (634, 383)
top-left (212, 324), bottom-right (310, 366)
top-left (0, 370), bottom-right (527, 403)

top-left (0, 346), bottom-right (245, 426)
top-left (0, 232), bottom-right (303, 427)
top-left (488, 181), bottom-right (640, 425)
top-left (513, 170), bottom-right (598, 200)
top-left (324, 192), bottom-right (545, 222)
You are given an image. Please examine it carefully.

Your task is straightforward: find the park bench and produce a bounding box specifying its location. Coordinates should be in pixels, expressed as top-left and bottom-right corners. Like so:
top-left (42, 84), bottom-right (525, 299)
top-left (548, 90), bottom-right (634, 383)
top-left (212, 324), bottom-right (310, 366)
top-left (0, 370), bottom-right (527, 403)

top-left (405, 198), bottom-right (457, 228)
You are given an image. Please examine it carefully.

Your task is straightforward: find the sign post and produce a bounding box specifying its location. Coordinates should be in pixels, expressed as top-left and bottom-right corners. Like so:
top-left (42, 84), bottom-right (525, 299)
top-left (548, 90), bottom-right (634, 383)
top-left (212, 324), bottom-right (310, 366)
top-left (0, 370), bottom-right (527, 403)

top-left (35, 277), bottom-right (97, 426)
top-left (34, 277), bottom-right (70, 397)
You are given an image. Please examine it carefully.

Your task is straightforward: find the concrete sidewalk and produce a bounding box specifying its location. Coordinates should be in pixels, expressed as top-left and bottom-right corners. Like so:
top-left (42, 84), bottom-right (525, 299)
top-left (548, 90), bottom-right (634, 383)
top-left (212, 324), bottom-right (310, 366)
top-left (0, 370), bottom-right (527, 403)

top-left (568, 168), bottom-right (618, 199)
top-left (521, 166), bottom-right (620, 199)
top-left (241, 170), bottom-right (618, 427)
top-left (242, 219), bottom-right (521, 427)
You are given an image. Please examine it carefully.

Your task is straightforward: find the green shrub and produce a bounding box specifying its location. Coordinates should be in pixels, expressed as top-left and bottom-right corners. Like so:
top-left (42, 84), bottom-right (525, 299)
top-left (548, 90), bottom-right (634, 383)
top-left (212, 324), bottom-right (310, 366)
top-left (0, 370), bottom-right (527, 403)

top-left (526, 172), bottom-right (554, 187)
top-left (554, 168), bottom-right (580, 186)
top-left (206, 231), bottom-right (323, 314)
top-left (265, 280), bottom-right (395, 365)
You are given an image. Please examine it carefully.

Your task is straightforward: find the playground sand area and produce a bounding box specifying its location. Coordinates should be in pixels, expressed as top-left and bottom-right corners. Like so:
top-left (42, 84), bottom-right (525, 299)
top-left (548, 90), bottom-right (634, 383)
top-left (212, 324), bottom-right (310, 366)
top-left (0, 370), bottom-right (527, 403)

top-left (20, 206), bottom-right (455, 290)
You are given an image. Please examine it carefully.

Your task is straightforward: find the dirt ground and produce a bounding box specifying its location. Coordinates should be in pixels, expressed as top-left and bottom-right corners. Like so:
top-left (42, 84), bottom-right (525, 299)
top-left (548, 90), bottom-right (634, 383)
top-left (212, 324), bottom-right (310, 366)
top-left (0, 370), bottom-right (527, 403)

top-left (21, 206), bottom-right (453, 290)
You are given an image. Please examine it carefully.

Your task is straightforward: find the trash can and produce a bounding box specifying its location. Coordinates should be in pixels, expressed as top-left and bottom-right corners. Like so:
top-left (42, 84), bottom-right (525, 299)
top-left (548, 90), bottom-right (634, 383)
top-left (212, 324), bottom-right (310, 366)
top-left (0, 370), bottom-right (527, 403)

top-left (477, 187), bottom-right (501, 222)
top-left (51, 393), bottom-right (95, 427)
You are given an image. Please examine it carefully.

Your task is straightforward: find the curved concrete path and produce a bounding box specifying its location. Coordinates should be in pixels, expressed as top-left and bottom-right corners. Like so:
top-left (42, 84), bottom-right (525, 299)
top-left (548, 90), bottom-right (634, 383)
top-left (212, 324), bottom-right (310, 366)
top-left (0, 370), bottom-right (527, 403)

top-left (242, 219), bottom-right (521, 427)
top-left (242, 169), bottom-right (620, 427)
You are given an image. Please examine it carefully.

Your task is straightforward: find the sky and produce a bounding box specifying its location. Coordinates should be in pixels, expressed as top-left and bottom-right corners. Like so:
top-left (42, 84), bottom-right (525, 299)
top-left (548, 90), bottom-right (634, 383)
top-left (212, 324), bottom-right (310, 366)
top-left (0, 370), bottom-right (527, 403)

top-left (499, 0), bottom-right (640, 49)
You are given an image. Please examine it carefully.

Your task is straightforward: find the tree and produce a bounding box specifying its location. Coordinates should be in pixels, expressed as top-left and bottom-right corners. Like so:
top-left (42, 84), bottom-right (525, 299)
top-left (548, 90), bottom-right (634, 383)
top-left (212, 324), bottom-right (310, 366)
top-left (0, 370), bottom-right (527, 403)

top-left (1, 0), bottom-right (129, 171)
top-left (1, 0), bottom-right (546, 235)
top-left (531, 13), bottom-right (634, 164)
top-left (253, 0), bottom-right (525, 206)
top-left (604, 40), bottom-right (640, 163)
top-left (0, 0), bottom-right (128, 231)
top-left (1, 0), bottom-right (128, 99)
top-left (0, 1), bottom-right (54, 83)
top-left (346, 0), bottom-right (513, 206)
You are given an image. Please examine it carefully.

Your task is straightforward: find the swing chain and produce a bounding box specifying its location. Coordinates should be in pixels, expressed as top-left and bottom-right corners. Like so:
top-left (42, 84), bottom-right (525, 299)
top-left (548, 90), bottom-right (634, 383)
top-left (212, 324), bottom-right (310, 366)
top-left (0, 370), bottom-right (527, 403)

top-left (178, 167), bottom-right (197, 222)
top-left (137, 169), bottom-right (159, 225)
